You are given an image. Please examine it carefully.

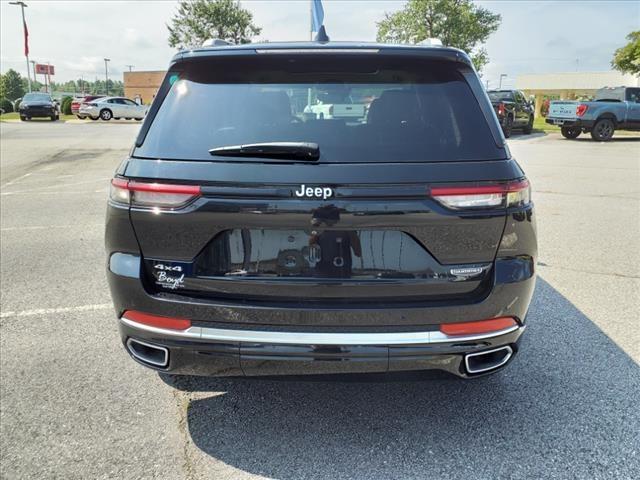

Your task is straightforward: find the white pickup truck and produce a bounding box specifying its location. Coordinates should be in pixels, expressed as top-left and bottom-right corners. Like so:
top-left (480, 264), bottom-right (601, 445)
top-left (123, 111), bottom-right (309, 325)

top-left (547, 87), bottom-right (640, 141)
top-left (305, 102), bottom-right (366, 120)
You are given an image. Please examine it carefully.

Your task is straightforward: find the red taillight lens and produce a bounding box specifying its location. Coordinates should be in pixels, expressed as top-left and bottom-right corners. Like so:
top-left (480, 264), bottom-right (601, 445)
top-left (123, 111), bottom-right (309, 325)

top-left (576, 104), bottom-right (588, 117)
top-left (122, 310), bottom-right (191, 330)
top-left (440, 317), bottom-right (517, 336)
top-left (497, 102), bottom-right (506, 116)
top-left (109, 178), bottom-right (201, 208)
top-left (431, 179), bottom-right (530, 209)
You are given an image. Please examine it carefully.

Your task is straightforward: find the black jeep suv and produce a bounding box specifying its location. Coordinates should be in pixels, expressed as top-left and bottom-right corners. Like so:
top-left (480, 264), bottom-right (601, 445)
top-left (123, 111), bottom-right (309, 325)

top-left (106, 42), bottom-right (537, 378)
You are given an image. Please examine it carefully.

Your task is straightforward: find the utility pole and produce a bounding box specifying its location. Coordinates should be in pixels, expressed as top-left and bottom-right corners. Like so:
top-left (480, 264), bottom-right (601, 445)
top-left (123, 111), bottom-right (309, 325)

top-left (125, 64), bottom-right (134, 72)
top-left (30, 59), bottom-right (36, 88)
top-left (46, 61), bottom-right (51, 94)
top-left (9, 1), bottom-right (32, 92)
top-left (104, 58), bottom-right (110, 95)
top-left (499, 73), bottom-right (507, 90)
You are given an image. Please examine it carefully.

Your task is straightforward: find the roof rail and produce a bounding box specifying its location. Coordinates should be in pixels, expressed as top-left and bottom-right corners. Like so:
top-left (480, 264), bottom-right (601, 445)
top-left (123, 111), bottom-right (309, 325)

top-left (201, 38), bottom-right (233, 47)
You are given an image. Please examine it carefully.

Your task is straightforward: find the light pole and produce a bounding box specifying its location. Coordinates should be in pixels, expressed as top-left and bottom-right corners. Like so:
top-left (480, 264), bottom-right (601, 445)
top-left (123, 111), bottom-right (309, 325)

top-left (30, 59), bottom-right (36, 88)
top-left (9, 1), bottom-right (32, 92)
top-left (125, 64), bottom-right (134, 72)
top-left (498, 73), bottom-right (507, 90)
top-left (104, 58), bottom-right (110, 95)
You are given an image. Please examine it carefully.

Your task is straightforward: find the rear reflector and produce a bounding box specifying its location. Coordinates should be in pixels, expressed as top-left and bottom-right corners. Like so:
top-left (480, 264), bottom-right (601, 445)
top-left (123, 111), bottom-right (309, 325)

top-left (110, 178), bottom-right (201, 208)
top-left (122, 310), bottom-right (192, 330)
top-left (440, 317), bottom-right (517, 336)
top-left (431, 179), bottom-right (530, 209)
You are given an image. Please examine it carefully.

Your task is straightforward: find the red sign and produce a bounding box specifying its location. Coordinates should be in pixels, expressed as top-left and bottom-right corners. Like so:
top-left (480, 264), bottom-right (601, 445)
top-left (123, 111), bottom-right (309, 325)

top-left (35, 64), bottom-right (55, 75)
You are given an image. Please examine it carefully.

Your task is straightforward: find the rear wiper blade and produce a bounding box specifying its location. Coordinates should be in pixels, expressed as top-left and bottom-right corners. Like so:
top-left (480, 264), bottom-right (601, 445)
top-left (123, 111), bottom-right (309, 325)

top-left (209, 142), bottom-right (320, 161)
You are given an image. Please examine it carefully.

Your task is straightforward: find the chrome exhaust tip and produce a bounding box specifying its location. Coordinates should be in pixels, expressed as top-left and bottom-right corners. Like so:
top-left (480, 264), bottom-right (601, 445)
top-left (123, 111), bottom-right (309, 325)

top-left (464, 345), bottom-right (513, 375)
top-left (126, 338), bottom-right (169, 368)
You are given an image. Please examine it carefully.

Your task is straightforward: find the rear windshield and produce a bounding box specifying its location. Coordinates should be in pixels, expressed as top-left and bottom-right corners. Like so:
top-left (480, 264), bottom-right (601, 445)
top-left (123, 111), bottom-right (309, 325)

top-left (487, 91), bottom-right (513, 102)
top-left (136, 55), bottom-right (503, 163)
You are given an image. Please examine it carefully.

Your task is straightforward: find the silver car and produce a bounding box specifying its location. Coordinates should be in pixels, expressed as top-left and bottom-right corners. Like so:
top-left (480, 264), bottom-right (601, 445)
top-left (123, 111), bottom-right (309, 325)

top-left (79, 96), bottom-right (148, 121)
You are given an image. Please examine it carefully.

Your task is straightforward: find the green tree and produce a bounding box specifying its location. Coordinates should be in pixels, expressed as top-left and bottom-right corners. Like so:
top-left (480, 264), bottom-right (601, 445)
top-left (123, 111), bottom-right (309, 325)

top-left (612, 31), bottom-right (640, 76)
top-left (167, 0), bottom-right (261, 49)
top-left (2, 69), bottom-right (25, 101)
top-left (376, 0), bottom-right (501, 71)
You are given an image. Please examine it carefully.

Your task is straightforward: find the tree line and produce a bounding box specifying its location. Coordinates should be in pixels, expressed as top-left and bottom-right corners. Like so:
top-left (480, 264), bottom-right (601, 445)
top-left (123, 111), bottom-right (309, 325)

top-left (168, 0), bottom-right (639, 76)
top-left (0, 69), bottom-right (124, 103)
top-left (2, 0), bottom-right (639, 113)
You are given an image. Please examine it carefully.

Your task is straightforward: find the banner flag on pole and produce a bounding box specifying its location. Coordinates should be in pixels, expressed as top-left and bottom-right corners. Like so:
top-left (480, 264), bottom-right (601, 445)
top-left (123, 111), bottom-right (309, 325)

top-left (23, 19), bottom-right (29, 57)
top-left (311, 0), bottom-right (324, 33)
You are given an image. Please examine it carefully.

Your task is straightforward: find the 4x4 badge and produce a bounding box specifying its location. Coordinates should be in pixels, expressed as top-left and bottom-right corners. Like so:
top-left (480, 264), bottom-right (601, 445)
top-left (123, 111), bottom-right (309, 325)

top-left (154, 264), bottom-right (183, 272)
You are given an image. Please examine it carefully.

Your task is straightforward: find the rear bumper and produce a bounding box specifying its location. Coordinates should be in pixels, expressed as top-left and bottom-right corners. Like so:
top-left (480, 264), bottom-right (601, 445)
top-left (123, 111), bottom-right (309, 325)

top-left (119, 315), bottom-right (525, 378)
top-left (545, 118), bottom-right (594, 129)
top-left (109, 254), bottom-right (534, 377)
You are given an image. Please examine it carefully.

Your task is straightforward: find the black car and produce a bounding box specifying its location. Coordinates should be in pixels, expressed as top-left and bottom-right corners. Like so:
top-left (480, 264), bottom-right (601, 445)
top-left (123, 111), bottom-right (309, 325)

top-left (487, 90), bottom-right (534, 137)
top-left (106, 41), bottom-right (537, 379)
top-left (19, 92), bottom-right (59, 121)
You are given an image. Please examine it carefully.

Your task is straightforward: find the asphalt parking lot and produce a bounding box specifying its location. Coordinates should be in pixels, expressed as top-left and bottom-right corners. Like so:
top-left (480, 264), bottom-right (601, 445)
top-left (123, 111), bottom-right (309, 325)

top-left (1, 121), bottom-right (639, 479)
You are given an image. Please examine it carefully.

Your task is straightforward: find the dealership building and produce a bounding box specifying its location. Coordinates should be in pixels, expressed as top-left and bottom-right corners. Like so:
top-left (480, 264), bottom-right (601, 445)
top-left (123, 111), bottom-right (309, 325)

top-left (516, 70), bottom-right (640, 118)
top-left (123, 71), bottom-right (166, 104)
top-left (125, 69), bottom-right (640, 116)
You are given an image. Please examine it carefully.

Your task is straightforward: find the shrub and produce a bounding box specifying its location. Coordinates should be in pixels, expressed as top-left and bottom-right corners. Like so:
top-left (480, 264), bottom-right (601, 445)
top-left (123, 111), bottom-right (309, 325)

top-left (0, 98), bottom-right (13, 114)
top-left (541, 99), bottom-right (550, 118)
top-left (61, 96), bottom-right (73, 115)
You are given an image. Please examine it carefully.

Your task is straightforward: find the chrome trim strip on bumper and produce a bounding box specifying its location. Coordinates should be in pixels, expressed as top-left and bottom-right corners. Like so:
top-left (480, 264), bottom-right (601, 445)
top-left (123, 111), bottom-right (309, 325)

top-left (120, 316), bottom-right (521, 345)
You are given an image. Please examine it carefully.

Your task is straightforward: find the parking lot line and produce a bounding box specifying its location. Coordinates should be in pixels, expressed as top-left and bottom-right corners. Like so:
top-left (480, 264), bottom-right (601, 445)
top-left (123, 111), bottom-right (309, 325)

top-left (1, 172), bottom-right (32, 188)
top-left (1, 224), bottom-right (103, 232)
top-left (0, 303), bottom-right (112, 319)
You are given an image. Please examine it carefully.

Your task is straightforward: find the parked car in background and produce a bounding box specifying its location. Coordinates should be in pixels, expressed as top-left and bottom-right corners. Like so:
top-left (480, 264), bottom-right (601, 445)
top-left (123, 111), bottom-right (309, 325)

top-left (18, 92), bottom-right (59, 121)
top-left (79, 96), bottom-right (148, 121)
top-left (547, 87), bottom-right (640, 141)
top-left (487, 90), bottom-right (534, 137)
top-left (71, 95), bottom-right (104, 119)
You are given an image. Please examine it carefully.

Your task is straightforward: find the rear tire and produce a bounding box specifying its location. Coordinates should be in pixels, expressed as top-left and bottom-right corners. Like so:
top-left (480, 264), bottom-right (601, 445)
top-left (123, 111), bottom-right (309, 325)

top-left (114, 117), bottom-right (121, 120)
top-left (561, 126), bottom-right (581, 139)
top-left (125, 117), bottom-right (131, 120)
top-left (100, 109), bottom-right (113, 121)
top-left (90, 116), bottom-right (99, 121)
top-left (76, 115), bottom-right (86, 119)
top-left (523, 115), bottom-right (534, 134)
top-left (590, 118), bottom-right (615, 141)
top-left (20, 115), bottom-right (26, 121)
top-left (502, 115), bottom-right (513, 138)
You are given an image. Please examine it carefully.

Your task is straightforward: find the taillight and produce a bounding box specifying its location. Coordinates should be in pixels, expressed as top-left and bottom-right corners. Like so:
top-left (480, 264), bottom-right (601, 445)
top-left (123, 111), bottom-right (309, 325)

top-left (109, 178), bottom-right (201, 208)
top-left (440, 317), bottom-right (517, 336)
top-left (431, 179), bottom-right (530, 209)
top-left (576, 104), bottom-right (588, 117)
top-left (497, 102), bottom-right (506, 116)
top-left (122, 310), bottom-right (191, 330)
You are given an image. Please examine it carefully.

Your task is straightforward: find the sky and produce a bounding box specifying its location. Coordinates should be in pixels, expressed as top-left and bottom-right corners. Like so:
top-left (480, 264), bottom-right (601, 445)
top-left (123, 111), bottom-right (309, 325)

top-left (1, 0), bottom-right (638, 89)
